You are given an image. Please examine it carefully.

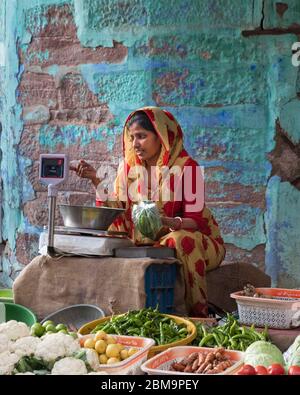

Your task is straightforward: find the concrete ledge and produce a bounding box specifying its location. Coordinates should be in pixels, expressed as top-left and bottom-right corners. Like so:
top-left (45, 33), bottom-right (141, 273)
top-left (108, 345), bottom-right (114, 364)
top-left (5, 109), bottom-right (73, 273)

top-left (207, 261), bottom-right (271, 313)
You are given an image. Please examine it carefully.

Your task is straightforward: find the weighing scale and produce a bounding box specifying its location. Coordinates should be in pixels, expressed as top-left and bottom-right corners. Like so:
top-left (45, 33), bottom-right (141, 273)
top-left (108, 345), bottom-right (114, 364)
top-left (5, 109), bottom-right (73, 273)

top-left (39, 153), bottom-right (69, 257)
top-left (39, 154), bottom-right (134, 257)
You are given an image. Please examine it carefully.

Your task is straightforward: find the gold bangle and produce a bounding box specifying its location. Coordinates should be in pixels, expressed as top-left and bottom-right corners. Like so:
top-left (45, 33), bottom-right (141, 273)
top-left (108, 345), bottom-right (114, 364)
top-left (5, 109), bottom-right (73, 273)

top-left (169, 216), bottom-right (183, 232)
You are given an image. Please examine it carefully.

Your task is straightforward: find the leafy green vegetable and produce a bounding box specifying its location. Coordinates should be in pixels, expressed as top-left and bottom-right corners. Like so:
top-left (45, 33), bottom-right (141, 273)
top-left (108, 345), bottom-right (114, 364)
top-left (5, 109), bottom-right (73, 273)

top-left (244, 340), bottom-right (285, 367)
top-left (14, 356), bottom-right (48, 374)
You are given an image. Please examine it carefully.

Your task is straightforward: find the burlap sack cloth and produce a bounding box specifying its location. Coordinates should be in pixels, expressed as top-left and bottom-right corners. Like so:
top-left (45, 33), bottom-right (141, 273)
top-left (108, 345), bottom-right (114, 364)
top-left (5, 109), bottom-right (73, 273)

top-left (13, 255), bottom-right (186, 320)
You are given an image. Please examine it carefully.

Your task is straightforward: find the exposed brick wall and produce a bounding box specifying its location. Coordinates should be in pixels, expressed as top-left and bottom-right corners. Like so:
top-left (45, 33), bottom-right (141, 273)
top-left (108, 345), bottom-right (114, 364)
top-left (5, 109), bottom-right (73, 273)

top-left (1, 0), bottom-right (300, 288)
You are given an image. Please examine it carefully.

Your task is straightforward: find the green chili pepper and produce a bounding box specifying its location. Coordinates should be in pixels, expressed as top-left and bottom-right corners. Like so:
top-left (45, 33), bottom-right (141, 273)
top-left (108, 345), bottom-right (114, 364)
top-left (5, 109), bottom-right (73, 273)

top-left (229, 339), bottom-right (237, 349)
top-left (222, 335), bottom-right (229, 347)
top-left (202, 325), bottom-right (207, 337)
top-left (178, 328), bottom-right (187, 334)
top-left (159, 322), bottom-right (165, 344)
top-left (229, 321), bottom-right (237, 336)
top-left (212, 333), bottom-right (222, 347)
top-left (199, 334), bottom-right (214, 347)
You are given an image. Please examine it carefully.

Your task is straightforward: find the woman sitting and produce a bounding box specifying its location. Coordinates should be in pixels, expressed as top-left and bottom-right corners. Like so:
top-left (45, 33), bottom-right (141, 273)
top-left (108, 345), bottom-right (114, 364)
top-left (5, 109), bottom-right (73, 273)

top-left (71, 106), bottom-right (226, 317)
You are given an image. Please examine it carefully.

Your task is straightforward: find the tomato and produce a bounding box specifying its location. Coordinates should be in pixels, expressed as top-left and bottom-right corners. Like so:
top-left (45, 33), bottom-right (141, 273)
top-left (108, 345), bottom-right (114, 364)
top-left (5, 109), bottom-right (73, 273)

top-left (237, 364), bottom-right (257, 375)
top-left (288, 366), bottom-right (300, 375)
top-left (267, 363), bottom-right (285, 375)
top-left (255, 365), bottom-right (268, 375)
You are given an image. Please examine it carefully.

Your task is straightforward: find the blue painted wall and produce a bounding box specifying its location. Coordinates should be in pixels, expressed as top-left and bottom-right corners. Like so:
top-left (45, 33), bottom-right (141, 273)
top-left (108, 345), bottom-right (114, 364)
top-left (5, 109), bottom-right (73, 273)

top-left (1, 0), bottom-right (300, 288)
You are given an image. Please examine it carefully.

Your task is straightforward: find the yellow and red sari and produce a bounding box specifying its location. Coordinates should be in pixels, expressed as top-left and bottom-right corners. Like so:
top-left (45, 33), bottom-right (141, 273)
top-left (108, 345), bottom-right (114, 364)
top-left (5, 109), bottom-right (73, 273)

top-left (96, 106), bottom-right (225, 317)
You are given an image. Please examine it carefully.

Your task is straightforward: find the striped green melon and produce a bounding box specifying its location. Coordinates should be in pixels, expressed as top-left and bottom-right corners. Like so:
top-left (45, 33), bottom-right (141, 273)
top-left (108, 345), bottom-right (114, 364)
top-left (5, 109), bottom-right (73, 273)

top-left (132, 201), bottom-right (162, 240)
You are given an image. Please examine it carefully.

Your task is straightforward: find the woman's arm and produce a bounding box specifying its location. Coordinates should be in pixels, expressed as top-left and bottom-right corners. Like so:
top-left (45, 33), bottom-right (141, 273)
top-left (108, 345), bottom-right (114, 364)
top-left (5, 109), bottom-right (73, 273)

top-left (161, 216), bottom-right (198, 231)
top-left (70, 160), bottom-right (101, 188)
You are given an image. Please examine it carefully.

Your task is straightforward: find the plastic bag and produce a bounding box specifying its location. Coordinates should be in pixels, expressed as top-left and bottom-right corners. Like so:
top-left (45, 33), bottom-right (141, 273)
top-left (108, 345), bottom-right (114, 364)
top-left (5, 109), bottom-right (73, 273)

top-left (132, 201), bottom-right (162, 240)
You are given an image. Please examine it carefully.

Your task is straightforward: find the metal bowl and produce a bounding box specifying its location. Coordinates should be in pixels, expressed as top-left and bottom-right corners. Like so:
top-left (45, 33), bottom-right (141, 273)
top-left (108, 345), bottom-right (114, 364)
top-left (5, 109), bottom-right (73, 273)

top-left (58, 204), bottom-right (124, 230)
top-left (41, 304), bottom-right (105, 331)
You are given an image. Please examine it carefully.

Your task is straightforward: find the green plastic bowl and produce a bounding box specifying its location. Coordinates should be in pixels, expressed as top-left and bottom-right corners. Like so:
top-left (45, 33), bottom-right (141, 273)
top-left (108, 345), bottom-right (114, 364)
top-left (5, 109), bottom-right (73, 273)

top-left (4, 303), bottom-right (37, 326)
top-left (0, 289), bottom-right (14, 303)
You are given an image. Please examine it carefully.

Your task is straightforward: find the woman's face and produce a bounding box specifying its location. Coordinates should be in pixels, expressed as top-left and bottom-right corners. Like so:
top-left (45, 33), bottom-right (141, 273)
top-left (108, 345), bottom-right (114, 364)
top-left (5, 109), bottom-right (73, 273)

top-left (128, 122), bottom-right (162, 166)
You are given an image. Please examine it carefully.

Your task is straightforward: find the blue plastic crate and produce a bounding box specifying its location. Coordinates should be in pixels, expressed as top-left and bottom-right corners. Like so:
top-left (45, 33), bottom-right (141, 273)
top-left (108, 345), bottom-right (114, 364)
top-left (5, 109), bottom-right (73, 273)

top-left (144, 264), bottom-right (177, 314)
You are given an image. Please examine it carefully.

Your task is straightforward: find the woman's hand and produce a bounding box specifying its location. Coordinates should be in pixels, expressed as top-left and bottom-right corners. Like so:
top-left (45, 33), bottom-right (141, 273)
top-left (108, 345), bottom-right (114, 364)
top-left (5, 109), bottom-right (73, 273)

top-left (161, 216), bottom-right (198, 231)
top-left (161, 216), bottom-right (181, 231)
top-left (69, 159), bottom-right (100, 187)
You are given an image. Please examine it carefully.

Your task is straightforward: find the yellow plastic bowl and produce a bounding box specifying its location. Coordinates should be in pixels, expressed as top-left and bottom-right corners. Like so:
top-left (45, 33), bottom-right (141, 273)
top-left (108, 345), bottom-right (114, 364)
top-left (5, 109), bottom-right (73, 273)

top-left (78, 313), bottom-right (197, 359)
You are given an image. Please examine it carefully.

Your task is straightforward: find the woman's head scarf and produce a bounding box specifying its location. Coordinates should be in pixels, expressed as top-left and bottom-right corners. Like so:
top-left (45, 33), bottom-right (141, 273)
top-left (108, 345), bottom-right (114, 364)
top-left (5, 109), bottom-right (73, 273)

top-left (109, 106), bottom-right (193, 239)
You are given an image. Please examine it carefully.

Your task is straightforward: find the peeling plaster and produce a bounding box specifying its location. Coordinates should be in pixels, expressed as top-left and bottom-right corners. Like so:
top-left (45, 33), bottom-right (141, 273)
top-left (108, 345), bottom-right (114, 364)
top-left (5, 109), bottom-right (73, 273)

top-left (265, 176), bottom-right (300, 286)
top-left (1, 0), bottom-right (300, 288)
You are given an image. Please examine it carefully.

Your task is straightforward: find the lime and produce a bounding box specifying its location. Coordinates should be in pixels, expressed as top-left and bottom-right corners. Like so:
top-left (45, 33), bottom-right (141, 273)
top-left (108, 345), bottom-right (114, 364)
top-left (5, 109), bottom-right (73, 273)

top-left (31, 322), bottom-right (45, 337)
top-left (42, 320), bottom-right (54, 328)
top-left (55, 323), bottom-right (67, 331)
top-left (45, 324), bottom-right (57, 333)
top-left (58, 329), bottom-right (68, 334)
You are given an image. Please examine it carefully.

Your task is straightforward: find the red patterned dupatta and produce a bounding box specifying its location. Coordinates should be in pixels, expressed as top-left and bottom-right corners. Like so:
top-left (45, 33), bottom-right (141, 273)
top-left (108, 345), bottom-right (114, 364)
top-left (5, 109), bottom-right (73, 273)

top-left (97, 106), bottom-right (224, 247)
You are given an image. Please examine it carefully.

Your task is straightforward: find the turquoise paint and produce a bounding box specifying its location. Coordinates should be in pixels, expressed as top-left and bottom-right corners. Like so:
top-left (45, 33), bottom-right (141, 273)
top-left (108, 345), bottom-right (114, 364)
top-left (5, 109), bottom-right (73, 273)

top-left (211, 205), bottom-right (266, 250)
top-left (0, 0), bottom-right (5, 41)
top-left (190, 128), bottom-right (266, 162)
top-left (1, 0), bottom-right (300, 288)
top-left (25, 49), bottom-right (49, 64)
top-left (0, 258), bottom-right (14, 287)
top-left (1, 0), bottom-right (23, 251)
top-left (39, 124), bottom-right (117, 150)
top-left (280, 99), bottom-right (300, 145)
top-left (265, 176), bottom-right (300, 286)
top-left (0, 0), bottom-right (73, 286)
top-left (23, 0), bottom-right (73, 37)
top-left (18, 156), bottom-right (36, 204)
top-left (132, 33), bottom-right (272, 64)
top-left (262, 34), bottom-right (300, 285)
top-left (264, 0), bottom-right (300, 29)
top-left (152, 64), bottom-right (267, 106)
top-left (18, 214), bottom-right (42, 234)
top-left (264, 176), bottom-right (281, 285)
top-left (74, 0), bottom-right (257, 48)
top-left (81, 64), bottom-right (152, 108)
top-left (93, 71), bottom-right (151, 107)
top-left (167, 105), bottom-right (268, 130)
top-left (74, 0), bottom-right (148, 47)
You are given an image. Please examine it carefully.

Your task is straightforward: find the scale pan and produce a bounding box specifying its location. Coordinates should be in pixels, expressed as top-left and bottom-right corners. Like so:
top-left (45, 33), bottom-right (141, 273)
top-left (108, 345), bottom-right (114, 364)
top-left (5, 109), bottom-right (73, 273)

top-left (58, 204), bottom-right (124, 231)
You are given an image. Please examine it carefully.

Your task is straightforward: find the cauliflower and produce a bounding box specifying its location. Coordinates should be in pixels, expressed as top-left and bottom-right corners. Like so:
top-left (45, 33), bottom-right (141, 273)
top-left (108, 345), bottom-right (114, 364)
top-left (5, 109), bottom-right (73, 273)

top-left (51, 357), bottom-right (87, 375)
top-left (0, 320), bottom-right (30, 340)
top-left (35, 332), bottom-right (80, 362)
top-left (0, 334), bottom-right (10, 353)
top-left (0, 351), bottom-right (20, 375)
top-left (74, 348), bottom-right (101, 372)
top-left (85, 349), bottom-right (101, 371)
top-left (11, 336), bottom-right (41, 357)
